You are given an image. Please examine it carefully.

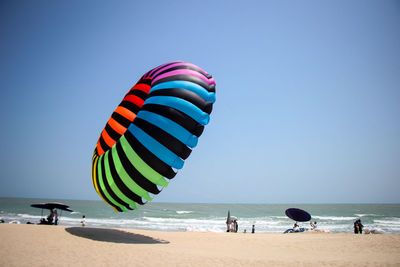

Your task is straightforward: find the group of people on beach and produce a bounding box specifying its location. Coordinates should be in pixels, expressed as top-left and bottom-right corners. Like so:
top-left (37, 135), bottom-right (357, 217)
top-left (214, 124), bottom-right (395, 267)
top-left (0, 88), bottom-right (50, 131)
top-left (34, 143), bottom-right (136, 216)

top-left (40, 209), bottom-right (58, 225)
top-left (227, 219), bottom-right (239, 232)
top-left (226, 220), bottom-right (256, 234)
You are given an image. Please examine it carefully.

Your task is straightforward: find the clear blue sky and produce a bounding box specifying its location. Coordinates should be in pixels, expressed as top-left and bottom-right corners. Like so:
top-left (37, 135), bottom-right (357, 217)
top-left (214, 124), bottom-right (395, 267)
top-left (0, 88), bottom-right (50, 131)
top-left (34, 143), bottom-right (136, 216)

top-left (1, 0), bottom-right (399, 204)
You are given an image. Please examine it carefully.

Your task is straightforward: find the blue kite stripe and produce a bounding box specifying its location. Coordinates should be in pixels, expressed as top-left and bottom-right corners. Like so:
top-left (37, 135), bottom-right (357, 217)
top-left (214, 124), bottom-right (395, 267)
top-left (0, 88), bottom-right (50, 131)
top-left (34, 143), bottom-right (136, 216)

top-left (150, 81), bottom-right (216, 103)
top-left (128, 124), bottom-right (184, 169)
top-left (136, 110), bottom-right (198, 148)
top-left (144, 96), bottom-right (210, 125)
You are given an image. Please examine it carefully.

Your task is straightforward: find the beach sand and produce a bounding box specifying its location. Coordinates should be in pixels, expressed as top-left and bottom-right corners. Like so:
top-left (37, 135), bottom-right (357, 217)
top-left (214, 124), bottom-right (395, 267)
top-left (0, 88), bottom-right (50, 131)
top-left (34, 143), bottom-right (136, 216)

top-left (1, 224), bottom-right (399, 266)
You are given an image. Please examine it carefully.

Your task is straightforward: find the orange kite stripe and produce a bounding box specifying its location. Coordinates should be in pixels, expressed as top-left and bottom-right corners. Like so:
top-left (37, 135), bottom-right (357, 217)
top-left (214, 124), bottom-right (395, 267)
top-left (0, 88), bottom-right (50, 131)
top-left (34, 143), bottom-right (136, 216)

top-left (96, 142), bottom-right (105, 156)
top-left (115, 106), bottom-right (137, 122)
top-left (101, 129), bottom-right (116, 148)
top-left (107, 117), bottom-right (127, 136)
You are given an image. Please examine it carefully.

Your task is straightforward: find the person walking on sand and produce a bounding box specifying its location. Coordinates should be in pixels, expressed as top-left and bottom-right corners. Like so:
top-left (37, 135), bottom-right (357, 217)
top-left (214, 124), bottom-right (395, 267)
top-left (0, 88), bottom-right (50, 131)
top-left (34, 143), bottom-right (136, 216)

top-left (81, 215), bottom-right (86, 227)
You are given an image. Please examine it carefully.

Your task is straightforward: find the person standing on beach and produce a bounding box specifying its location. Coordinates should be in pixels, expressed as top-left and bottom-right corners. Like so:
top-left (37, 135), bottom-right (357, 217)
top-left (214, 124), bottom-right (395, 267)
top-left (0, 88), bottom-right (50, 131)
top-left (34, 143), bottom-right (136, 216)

top-left (358, 219), bottom-right (363, 234)
top-left (354, 220), bottom-right (359, 234)
top-left (54, 209), bottom-right (58, 225)
top-left (354, 219), bottom-right (363, 234)
top-left (81, 215), bottom-right (86, 227)
top-left (251, 224), bottom-right (255, 234)
top-left (232, 220), bottom-right (237, 233)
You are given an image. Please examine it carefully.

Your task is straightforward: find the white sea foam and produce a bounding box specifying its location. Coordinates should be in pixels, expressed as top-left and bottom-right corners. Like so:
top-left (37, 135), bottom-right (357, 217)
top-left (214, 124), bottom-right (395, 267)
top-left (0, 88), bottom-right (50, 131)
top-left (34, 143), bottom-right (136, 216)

top-left (1, 201), bottom-right (400, 234)
top-left (374, 218), bottom-right (400, 226)
top-left (354, 214), bottom-right (380, 217)
top-left (312, 216), bottom-right (356, 221)
top-left (176, 210), bottom-right (193, 214)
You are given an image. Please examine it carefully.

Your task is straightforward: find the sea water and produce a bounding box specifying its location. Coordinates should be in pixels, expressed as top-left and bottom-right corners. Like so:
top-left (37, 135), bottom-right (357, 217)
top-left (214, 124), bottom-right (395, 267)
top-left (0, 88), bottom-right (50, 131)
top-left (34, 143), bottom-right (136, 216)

top-left (1, 198), bottom-right (399, 233)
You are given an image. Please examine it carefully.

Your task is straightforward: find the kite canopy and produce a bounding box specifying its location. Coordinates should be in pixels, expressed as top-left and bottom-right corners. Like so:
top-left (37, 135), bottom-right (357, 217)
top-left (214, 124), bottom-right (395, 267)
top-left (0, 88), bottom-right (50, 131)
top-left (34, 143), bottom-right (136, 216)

top-left (91, 61), bottom-right (216, 212)
top-left (31, 202), bottom-right (73, 212)
top-left (285, 208), bottom-right (311, 222)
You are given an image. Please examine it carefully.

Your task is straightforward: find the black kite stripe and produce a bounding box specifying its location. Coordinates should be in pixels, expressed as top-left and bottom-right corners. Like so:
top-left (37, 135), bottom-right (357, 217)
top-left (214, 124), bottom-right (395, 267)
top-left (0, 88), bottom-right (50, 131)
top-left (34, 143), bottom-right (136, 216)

top-left (146, 61), bottom-right (182, 78)
top-left (111, 112), bottom-right (131, 128)
top-left (119, 101), bottom-right (140, 115)
top-left (99, 137), bottom-right (110, 155)
top-left (148, 88), bottom-right (213, 114)
top-left (141, 104), bottom-right (205, 137)
top-left (152, 74), bottom-right (213, 92)
top-left (125, 89), bottom-right (148, 101)
top-left (140, 77), bottom-right (152, 85)
top-left (107, 146), bottom-right (145, 205)
top-left (100, 155), bottom-right (133, 210)
top-left (124, 130), bottom-right (176, 179)
top-left (105, 124), bottom-right (121, 141)
top-left (133, 117), bottom-right (192, 160)
top-left (116, 140), bottom-right (161, 195)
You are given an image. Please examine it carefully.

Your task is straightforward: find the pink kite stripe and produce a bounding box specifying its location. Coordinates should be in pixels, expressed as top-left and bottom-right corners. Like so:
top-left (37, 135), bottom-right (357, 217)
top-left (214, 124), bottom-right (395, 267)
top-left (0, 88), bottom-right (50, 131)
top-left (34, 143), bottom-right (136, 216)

top-left (146, 61), bottom-right (182, 78)
top-left (152, 69), bottom-right (214, 86)
top-left (150, 62), bottom-right (210, 79)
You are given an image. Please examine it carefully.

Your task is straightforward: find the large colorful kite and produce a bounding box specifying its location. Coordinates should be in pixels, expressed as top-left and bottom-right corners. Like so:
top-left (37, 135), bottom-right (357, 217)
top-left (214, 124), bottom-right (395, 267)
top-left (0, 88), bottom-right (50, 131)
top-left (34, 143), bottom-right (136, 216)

top-left (91, 62), bottom-right (216, 211)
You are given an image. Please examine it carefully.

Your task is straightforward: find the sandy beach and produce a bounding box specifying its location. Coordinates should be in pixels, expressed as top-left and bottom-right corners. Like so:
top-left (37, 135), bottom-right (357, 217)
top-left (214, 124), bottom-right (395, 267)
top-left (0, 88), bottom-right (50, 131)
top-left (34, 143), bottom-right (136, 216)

top-left (1, 224), bottom-right (399, 266)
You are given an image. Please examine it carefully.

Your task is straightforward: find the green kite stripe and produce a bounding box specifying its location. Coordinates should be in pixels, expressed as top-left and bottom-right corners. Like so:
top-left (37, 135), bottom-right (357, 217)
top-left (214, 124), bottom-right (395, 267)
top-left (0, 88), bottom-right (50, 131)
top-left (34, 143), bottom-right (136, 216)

top-left (104, 150), bottom-right (138, 210)
top-left (110, 145), bottom-right (153, 201)
top-left (119, 135), bottom-right (169, 188)
top-left (97, 154), bottom-right (129, 211)
top-left (93, 155), bottom-right (123, 212)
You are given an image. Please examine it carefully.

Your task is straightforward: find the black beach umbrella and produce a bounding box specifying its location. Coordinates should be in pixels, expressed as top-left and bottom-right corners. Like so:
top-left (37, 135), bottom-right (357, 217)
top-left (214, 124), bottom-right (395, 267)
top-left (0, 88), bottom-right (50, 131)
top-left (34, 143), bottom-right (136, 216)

top-left (31, 202), bottom-right (73, 212)
top-left (285, 208), bottom-right (311, 222)
top-left (31, 202), bottom-right (73, 222)
top-left (226, 210), bottom-right (231, 225)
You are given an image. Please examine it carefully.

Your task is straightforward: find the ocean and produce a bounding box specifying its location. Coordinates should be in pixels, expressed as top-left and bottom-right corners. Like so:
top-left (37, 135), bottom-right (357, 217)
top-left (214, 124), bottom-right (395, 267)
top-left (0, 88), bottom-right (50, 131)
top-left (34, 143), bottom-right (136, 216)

top-left (1, 198), bottom-right (399, 234)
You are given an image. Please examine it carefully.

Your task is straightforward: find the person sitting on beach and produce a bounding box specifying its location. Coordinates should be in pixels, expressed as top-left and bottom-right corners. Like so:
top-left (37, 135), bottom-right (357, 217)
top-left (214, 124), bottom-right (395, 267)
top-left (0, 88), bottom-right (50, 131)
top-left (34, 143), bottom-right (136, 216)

top-left (293, 223), bottom-right (300, 232)
top-left (47, 209), bottom-right (55, 224)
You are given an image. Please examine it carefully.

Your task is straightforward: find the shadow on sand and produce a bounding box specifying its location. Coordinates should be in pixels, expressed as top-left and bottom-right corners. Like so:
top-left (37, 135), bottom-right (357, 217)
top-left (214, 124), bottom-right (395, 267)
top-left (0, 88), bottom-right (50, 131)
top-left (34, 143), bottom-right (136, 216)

top-left (65, 227), bottom-right (169, 244)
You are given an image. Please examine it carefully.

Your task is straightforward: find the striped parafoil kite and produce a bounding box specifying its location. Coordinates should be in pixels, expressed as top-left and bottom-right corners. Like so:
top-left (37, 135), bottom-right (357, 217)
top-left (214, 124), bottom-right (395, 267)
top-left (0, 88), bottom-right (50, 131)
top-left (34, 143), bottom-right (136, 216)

top-left (91, 62), bottom-right (216, 212)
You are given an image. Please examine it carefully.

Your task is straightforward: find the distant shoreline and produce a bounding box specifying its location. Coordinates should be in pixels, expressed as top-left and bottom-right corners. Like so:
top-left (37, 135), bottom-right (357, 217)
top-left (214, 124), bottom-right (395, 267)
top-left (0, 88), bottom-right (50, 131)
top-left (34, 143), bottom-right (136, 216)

top-left (1, 196), bottom-right (399, 205)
